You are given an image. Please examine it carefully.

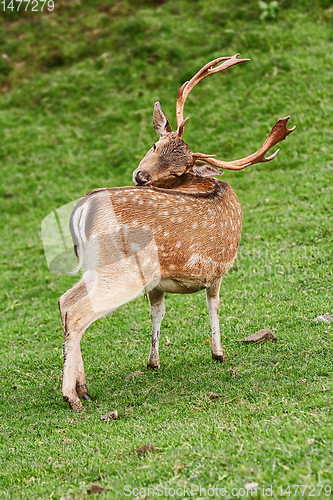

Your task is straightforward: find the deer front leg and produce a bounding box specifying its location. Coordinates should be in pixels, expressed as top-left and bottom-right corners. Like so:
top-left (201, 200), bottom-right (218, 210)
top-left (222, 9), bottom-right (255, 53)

top-left (147, 288), bottom-right (165, 369)
top-left (206, 279), bottom-right (227, 362)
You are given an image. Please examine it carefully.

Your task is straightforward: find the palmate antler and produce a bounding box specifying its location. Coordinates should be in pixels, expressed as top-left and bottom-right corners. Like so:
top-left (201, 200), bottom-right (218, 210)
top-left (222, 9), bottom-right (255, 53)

top-left (193, 116), bottom-right (296, 171)
top-left (176, 54), bottom-right (250, 135)
top-left (176, 54), bottom-right (295, 170)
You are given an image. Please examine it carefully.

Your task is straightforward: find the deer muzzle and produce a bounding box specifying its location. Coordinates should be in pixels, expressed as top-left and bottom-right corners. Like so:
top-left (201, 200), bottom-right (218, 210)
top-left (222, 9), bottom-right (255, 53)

top-left (133, 169), bottom-right (152, 186)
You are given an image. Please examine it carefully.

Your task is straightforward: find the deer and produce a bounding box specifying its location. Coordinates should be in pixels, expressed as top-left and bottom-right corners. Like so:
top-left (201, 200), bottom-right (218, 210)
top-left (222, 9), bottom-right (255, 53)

top-left (58, 54), bottom-right (295, 410)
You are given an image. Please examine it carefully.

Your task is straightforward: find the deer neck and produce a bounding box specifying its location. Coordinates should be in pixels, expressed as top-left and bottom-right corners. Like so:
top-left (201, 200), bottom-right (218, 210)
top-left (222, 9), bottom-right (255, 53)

top-left (149, 172), bottom-right (222, 196)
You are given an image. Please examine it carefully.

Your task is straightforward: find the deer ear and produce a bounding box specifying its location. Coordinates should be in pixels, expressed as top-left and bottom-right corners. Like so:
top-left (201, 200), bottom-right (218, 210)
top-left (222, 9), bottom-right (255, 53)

top-left (189, 161), bottom-right (224, 177)
top-left (153, 102), bottom-right (172, 137)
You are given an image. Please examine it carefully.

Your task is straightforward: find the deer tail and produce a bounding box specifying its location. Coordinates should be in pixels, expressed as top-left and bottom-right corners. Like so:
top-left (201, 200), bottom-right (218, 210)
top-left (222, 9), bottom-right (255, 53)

top-left (69, 199), bottom-right (87, 275)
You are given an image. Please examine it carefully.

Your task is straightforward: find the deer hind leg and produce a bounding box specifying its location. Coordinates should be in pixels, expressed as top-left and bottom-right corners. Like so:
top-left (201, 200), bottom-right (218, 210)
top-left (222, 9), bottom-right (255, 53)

top-left (61, 274), bottom-right (114, 410)
top-left (147, 288), bottom-right (165, 369)
top-left (58, 280), bottom-right (88, 329)
top-left (61, 262), bottom-right (156, 409)
top-left (59, 280), bottom-right (91, 403)
top-left (206, 279), bottom-right (228, 362)
top-left (61, 290), bottom-right (99, 411)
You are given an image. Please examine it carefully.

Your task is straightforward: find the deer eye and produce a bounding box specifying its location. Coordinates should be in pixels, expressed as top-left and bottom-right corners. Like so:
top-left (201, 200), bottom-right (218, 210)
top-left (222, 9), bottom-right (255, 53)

top-left (152, 144), bottom-right (157, 152)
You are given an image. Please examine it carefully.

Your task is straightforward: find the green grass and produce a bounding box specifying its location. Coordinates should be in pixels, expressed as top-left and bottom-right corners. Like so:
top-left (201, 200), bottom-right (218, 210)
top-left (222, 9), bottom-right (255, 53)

top-left (0, 1), bottom-right (333, 498)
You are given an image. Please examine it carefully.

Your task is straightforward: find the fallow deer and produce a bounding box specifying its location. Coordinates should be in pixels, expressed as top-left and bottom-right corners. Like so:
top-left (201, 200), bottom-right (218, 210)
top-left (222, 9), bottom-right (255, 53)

top-left (59, 54), bottom-right (295, 410)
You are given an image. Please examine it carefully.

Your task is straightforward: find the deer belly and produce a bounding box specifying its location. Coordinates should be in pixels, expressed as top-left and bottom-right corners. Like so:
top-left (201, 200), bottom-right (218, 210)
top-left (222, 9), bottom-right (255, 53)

top-left (155, 278), bottom-right (206, 294)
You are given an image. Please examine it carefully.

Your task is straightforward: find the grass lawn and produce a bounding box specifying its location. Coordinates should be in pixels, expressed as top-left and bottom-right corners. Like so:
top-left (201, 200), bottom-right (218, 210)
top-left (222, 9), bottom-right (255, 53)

top-left (0, 1), bottom-right (332, 498)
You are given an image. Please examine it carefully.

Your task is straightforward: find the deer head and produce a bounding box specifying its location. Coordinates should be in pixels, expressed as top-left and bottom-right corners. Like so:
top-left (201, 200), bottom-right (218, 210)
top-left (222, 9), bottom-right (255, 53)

top-left (133, 54), bottom-right (295, 188)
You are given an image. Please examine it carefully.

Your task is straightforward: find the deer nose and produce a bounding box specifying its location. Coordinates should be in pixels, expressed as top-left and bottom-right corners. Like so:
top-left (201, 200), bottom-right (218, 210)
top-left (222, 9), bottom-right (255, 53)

top-left (134, 170), bottom-right (151, 185)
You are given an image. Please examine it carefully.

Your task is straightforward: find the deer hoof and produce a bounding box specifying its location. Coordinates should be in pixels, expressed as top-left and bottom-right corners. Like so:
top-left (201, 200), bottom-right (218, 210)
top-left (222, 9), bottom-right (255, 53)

top-left (82, 393), bottom-right (92, 401)
top-left (212, 352), bottom-right (228, 363)
top-left (63, 394), bottom-right (84, 411)
top-left (147, 361), bottom-right (160, 369)
top-left (69, 398), bottom-right (84, 411)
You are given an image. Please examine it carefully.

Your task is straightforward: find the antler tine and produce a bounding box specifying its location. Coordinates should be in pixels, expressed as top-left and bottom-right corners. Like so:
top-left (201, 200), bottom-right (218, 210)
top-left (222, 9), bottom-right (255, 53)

top-left (176, 54), bottom-right (250, 135)
top-left (193, 117), bottom-right (296, 171)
